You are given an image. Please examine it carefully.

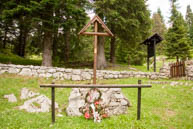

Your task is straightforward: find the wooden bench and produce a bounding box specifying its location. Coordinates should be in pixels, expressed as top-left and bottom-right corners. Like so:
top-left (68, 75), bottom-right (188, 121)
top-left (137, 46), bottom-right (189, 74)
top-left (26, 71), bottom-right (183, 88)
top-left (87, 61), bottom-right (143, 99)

top-left (40, 80), bottom-right (152, 124)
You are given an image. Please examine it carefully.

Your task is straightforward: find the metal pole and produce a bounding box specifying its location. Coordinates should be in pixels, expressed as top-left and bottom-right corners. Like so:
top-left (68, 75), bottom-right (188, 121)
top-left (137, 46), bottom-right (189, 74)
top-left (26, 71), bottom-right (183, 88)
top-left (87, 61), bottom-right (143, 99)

top-left (154, 39), bottom-right (156, 72)
top-left (137, 80), bottom-right (142, 120)
top-left (93, 21), bottom-right (98, 84)
top-left (51, 87), bottom-right (55, 124)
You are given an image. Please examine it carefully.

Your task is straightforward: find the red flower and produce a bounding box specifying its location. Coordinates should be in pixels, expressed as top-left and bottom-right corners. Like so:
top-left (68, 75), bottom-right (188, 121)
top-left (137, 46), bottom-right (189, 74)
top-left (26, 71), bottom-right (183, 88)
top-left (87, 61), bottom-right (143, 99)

top-left (95, 101), bottom-right (99, 105)
top-left (84, 112), bottom-right (90, 119)
top-left (102, 114), bottom-right (108, 118)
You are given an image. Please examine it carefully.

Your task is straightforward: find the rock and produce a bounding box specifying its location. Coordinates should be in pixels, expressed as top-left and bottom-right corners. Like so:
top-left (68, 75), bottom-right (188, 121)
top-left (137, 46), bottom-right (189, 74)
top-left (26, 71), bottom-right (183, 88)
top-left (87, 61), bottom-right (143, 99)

top-left (109, 102), bottom-right (120, 106)
top-left (20, 88), bottom-right (40, 100)
top-left (65, 69), bottom-right (72, 73)
top-left (66, 88), bottom-right (130, 117)
top-left (63, 74), bottom-right (71, 80)
top-left (121, 99), bottom-right (129, 106)
top-left (53, 72), bottom-right (63, 79)
top-left (72, 70), bottom-right (81, 75)
top-left (48, 69), bottom-right (56, 73)
top-left (4, 94), bottom-right (17, 102)
top-left (81, 72), bottom-right (92, 80)
top-left (37, 69), bottom-right (45, 73)
top-left (45, 73), bottom-right (52, 78)
top-left (18, 95), bottom-right (58, 113)
top-left (0, 70), bottom-right (7, 74)
top-left (72, 75), bottom-right (81, 81)
top-left (170, 82), bottom-right (178, 86)
top-left (19, 68), bottom-right (32, 76)
top-left (8, 68), bottom-right (20, 74)
top-left (57, 114), bottom-right (63, 117)
top-left (114, 93), bottom-right (124, 99)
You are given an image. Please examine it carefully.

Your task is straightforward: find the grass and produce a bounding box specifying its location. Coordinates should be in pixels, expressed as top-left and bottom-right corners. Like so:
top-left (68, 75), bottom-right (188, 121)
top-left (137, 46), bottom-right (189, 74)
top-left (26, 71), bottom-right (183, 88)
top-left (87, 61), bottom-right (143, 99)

top-left (0, 49), bottom-right (41, 66)
top-left (0, 73), bottom-right (193, 129)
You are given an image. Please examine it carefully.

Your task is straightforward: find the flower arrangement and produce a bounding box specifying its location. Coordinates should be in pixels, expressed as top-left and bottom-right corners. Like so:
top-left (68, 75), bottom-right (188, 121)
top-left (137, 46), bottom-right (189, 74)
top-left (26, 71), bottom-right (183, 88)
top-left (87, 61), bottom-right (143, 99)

top-left (79, 88), bottom-right (108, 122)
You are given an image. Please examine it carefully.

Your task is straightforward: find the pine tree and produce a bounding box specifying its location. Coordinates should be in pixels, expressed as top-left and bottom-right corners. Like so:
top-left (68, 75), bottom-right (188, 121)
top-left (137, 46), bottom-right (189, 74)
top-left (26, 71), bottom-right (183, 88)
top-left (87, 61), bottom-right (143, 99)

top-left (165, 1), bottom-right (191, 61)
top-left (1, 0), bottom-right (33, 57)
top-left (185, 5), bottom-right (193, 46)
top-left (152, 9), bottom-right (167, 55)
top-left (94, 0), bottom-right (151, 65)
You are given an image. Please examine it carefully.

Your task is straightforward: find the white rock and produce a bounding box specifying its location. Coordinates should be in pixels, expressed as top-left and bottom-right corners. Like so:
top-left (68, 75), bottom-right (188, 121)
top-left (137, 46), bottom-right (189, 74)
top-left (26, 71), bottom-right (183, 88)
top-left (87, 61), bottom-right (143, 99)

top-left (63, 74), bottom-right (71, 80)
top-left (18, 95), bottom-right (58, 113)
top-left (37, 69), bottom-right (45, 73)
top-left (4, 94), bottom-right (17, 102)
top-left (8, 68), bottom-right (20, 74)
top-left (66, 88), bottom-right (130, 117)
top-left (20, 88), bottom-right (40, 100)
top-left (72, 75), bottom-right (81, 81)
top-left (53, 72), bottom-right (63, 78)
top-left (45, 73), bottom-right (52, 78)
top-left (81, 72), bottom-right (92, 80)
top-left (121, 99), bottom-right (128, 106)
top-left (65, 69), bottom-right (72, 73)
top-left (0, 70), bottom-right (7, 74)
top-left (19, 68), bottom-right (32, 76)
top-left (114, 93), bottom-right (124, 99)
top-left (57, 114), bottom-right (63, 117)
top-left (48, 69), bottom-right (56, 73)
top-left (72, 70), bottom-right (81, 75)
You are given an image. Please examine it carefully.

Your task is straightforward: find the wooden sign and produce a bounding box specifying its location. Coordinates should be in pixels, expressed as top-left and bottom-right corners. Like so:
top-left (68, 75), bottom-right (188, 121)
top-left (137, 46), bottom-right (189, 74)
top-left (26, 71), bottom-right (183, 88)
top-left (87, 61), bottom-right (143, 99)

top-left (141, 33), bottom-right (163, 72)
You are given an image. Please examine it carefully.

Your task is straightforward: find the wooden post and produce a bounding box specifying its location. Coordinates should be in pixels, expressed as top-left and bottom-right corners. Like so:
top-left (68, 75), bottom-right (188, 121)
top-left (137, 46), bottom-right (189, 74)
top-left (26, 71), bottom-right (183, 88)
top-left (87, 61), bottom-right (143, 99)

top-left (93, 21), bottom-right (98, 84)
top-left (153, 39), bottom-right (156, 72)
top-left (137, 80), bottom-right (142, 120)
top-left (51, 87), bottom-right (55, 124)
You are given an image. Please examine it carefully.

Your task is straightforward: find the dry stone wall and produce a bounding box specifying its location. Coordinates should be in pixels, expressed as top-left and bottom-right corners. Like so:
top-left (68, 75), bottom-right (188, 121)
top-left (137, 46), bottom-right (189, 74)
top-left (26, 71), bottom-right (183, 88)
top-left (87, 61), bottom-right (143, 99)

top-left (186, 60), bottom-right (193, 80)
top-left (0, 63), bottom-right (171, 80)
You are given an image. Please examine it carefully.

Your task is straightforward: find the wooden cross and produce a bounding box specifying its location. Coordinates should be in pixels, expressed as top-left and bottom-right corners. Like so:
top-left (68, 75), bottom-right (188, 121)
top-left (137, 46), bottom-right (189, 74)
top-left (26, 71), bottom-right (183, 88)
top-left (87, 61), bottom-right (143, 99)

top-left (78, 15), bottom-right (114, 84)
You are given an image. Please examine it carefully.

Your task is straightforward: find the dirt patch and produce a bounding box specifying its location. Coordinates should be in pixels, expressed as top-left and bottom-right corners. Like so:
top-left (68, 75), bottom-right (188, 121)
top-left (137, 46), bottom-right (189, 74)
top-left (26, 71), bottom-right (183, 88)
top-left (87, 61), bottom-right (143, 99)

top-left (165, 109), bottom-right (176, 117)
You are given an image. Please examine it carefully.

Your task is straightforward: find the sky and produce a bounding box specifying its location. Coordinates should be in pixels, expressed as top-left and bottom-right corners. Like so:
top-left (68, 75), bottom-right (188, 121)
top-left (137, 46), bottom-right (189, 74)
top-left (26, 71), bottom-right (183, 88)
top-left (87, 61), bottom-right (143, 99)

top-left (147, 0), bottom-right (193, 25)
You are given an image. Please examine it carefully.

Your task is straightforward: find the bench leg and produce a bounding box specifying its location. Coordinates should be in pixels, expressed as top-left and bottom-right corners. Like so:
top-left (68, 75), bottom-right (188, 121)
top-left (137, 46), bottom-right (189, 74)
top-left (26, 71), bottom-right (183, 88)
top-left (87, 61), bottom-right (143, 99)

top-left (52, 87), bottom-right (55, 124)
top-left (137, 80), bottom-right (141, 120)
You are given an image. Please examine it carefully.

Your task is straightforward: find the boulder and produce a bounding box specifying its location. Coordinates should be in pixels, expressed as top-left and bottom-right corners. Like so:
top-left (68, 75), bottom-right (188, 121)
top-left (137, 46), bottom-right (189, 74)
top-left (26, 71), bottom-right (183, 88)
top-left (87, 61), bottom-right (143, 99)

top-left (72, 75), bottom-right (81, 81)
top-left (8, 68), bottom-right (20, 74)
top-left (4, 94), bottom-right (17, 102)
top-left (18, 95), bottom-right (59, 113)
top-left (66, 88), bottom-right (130, 117)
top-left (20, 88), bottom-right (40, 100)
top-left (19, 68), bottom-right (32, 76)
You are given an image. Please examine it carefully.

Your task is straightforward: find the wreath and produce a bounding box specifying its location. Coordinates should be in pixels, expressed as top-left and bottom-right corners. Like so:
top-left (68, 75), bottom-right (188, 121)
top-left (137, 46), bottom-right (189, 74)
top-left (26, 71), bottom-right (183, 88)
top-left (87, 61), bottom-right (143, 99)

top-left (79, 88), bottom-right (108, 122)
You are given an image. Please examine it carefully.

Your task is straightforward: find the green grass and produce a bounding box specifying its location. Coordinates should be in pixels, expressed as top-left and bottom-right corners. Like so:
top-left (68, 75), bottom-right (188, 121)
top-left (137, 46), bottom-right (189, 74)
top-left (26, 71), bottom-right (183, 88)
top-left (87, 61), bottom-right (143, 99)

top-left (0, 49), bottom-right (41, 66)
top-left (0, 74), bottom-right (193, 129)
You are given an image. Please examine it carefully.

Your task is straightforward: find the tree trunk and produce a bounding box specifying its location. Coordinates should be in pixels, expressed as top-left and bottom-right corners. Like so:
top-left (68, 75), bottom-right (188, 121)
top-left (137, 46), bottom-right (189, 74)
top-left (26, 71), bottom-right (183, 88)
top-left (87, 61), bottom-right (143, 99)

top-left (42, 31), bottom-right (53, 67)
top-left (3, 24), bottom-right (8, 49)
top-left (97, 35), bottom-right (107, 69)
top-left (16, 17), bottom-right (28, 57)
top-left (176, 56), bottom-right (179, 62)
top-left (64, 32), bottom-right (70, 63)
top-left (110, 36), bottom-right (116, 63)
top-left (52, 32), bottom-right (57, 59)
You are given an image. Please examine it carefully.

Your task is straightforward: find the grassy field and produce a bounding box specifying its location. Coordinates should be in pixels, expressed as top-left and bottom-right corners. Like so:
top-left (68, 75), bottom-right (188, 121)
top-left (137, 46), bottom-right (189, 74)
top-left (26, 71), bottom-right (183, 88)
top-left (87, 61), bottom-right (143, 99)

top-left (0, 73), bottom-right (193, 129)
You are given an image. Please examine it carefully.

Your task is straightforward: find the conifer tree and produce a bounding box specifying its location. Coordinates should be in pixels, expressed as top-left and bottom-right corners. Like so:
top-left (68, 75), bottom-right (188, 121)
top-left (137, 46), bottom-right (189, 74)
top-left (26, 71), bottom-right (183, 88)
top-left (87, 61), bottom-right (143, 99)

top-left (94, 0), bottom-right (151, 65)
top-left (186, 5), bottom-right (193, 46)
top-left (165, 0), bottom-right (191, 61)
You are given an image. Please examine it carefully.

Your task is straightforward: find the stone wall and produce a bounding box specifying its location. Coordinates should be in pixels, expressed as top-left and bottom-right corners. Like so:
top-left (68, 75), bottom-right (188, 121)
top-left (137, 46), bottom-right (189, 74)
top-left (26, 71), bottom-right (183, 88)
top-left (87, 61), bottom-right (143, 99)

top-left (186, 60), bottom-right (193, 80)
top-left (0, 63), bottom-right (171, 80)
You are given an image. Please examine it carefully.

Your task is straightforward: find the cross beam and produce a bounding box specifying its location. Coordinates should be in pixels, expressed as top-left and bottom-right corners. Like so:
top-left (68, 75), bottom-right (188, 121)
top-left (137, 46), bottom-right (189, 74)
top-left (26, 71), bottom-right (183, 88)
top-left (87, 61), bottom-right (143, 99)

top-left (78, 15), bottom-right (113, 84)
